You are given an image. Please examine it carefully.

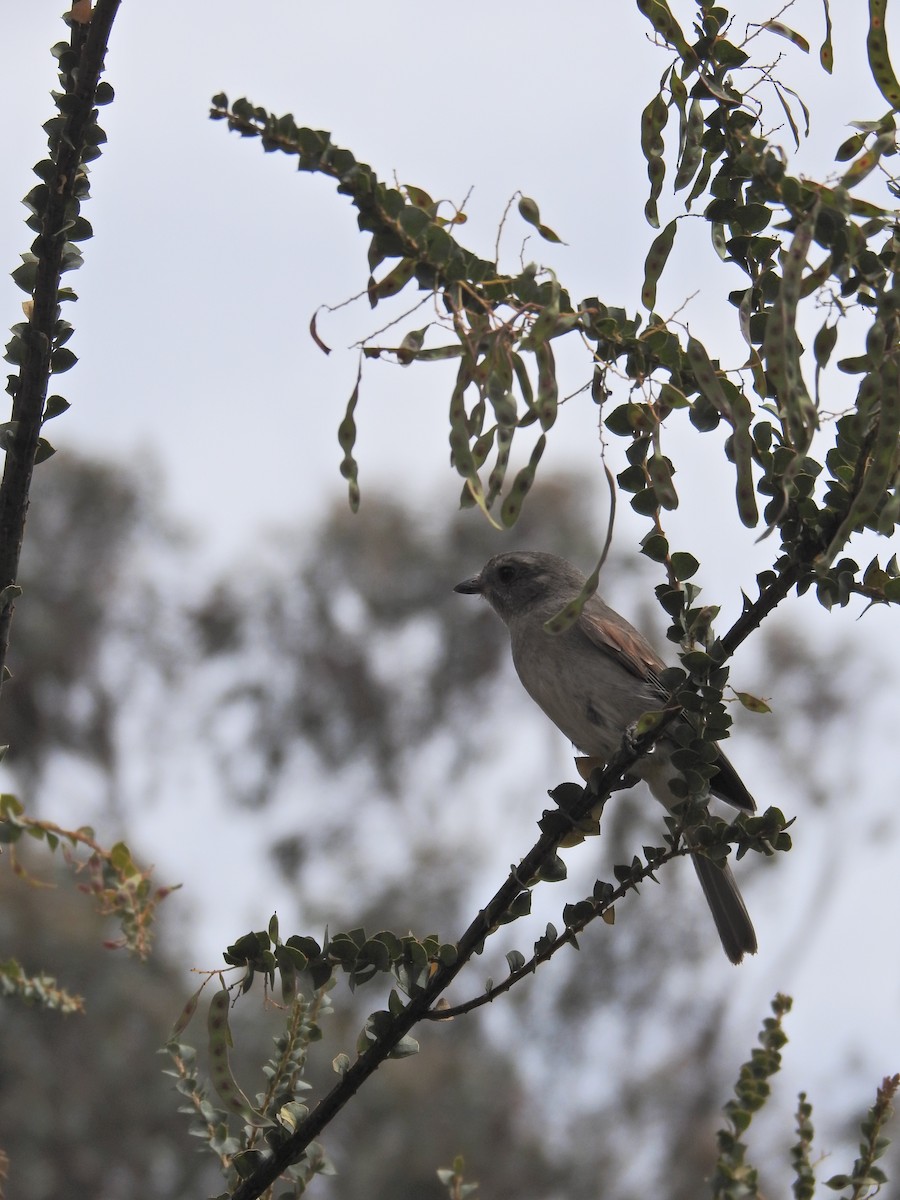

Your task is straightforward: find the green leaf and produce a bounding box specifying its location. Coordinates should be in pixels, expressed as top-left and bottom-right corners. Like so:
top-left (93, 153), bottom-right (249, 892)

top-left (232, 1151), bottom-right (265, 1180)
top-left (631, 487), bottom-right (660, 516)
top-left (835, 132), bottom-right (865, 162)
top-left (396, 327), bottom-right (426, 365)
top-left (641, 532), bottom-right (669, 562)
top-left (647, 453), bottom-right (678, 510)
top-left (276, 1100), bottom-right (309, 1132)
top-left (367, 258), bottom-right (415, 308)
top-left (837, 355), bottom-right (870, 374)
top-left (43, 395), bottom-right (70, 422)
top-left (813, 321), bottom-right (838, 370)
top-left (33, 438), bottom-right (56, 464)
top-left (536, 854), bottom-right (567, 883)
top-left (388, 1034), bottom-right (420, 1060)
top-left (398, 205), bottom-right (430, 239)
top-left (50, 347), bottom-right (78, 374)
top-left (734, 690), bottom-right (772, 714)
top-left (659, 382), bottom-right (688, 411)
top-left (730, 204), bottom-right (771, 234)
top-left (11, 257), bottom-right (39, 294)
top-left (824, 1174), bottom-right (850, 1190)
top-left (670, 552), bottom-right (699, 580)
top-left (59, 243), bottom-right (83, 273)
top-left (506, 950), bottom-right (526, 973)
top-left (713, 40), bottom-right (749, 67)
top-left (65, 215), bottom-right (93, 242)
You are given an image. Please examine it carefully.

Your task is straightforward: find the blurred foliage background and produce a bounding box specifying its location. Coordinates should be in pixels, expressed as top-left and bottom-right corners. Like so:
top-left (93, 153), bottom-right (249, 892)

top-left (2, 454), bottom-right (894, 1199)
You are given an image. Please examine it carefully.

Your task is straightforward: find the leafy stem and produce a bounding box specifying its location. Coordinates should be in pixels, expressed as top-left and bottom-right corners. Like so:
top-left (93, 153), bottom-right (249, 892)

top-left (0, 0), bottom-right (119, 689)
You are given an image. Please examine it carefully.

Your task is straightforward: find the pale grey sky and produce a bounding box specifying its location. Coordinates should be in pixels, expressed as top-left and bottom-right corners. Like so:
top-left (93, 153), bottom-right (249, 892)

top-left (3, 2), bottom-right (881, 564)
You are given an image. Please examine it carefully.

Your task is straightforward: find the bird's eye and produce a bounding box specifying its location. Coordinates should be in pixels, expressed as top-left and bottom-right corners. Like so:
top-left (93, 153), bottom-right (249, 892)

top-left (496, 564), bottom-right (517, 584)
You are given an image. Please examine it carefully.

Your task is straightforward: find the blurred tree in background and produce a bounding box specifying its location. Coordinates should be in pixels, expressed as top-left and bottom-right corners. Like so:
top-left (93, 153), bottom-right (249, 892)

top-left (1, 454), bottom-right (889, 1199)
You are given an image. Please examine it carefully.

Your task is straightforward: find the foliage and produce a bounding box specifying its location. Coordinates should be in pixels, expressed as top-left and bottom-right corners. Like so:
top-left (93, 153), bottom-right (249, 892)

top-left (173, 956), bottom-right (899, 1200)
top-left (0, 2), bottom-right (174, 968)
top-left (0, 857), bottom-right (219, 1200)
top-left (0, 791), bottom-right (176, 960)
top-left (202, 2), bottom-right (900, 1195)
top-left (166, 947), bottom-right (336, 1199)
top-left (1, 0), bottom-right (119, 682)
top-left (175, 749), bottom-right (790, 1200)
top-left (0, 955), bottom-right (83, 1014)
top-left (212, 2), bottom-right (900, 628)
top-left (0, 452), bottom-right (886, 1198)
top-left (711, 995), bottom-right (900, 1200)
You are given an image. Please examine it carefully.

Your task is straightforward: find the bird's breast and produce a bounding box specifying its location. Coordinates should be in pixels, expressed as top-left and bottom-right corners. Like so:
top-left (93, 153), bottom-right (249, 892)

top-left (509, 624), bottom-right (659, 759)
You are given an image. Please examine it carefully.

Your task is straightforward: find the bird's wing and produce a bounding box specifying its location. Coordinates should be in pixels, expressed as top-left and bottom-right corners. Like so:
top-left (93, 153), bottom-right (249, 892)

top-left (577, 606), bottom-right (665, 685)
top-left (579, 604), bottom-right (757, 812)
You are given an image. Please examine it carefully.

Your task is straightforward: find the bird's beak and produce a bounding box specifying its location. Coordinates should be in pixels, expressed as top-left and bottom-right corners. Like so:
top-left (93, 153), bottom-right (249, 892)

top-left (453, 573), bottom-right (483, 595)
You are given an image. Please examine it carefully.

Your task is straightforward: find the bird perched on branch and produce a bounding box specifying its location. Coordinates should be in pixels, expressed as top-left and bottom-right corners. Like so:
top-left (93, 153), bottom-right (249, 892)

top-left (454, 549), bottom-right (757, 964)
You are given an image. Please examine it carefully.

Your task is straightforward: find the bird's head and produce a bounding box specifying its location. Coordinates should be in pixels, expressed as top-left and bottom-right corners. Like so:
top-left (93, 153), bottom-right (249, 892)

top-left (454, 551), bottom-right (585, 624)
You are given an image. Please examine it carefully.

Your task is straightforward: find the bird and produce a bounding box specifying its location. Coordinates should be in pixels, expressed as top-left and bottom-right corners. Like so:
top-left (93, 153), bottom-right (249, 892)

top-left (454, 549), bottom-right (757, 964)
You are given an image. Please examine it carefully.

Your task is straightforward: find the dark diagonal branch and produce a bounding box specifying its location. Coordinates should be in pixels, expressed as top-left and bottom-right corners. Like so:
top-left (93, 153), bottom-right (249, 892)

top-left (0, 0), bottom-right (120, 689)
top-left (227, 545), bottom-right (813, 1199)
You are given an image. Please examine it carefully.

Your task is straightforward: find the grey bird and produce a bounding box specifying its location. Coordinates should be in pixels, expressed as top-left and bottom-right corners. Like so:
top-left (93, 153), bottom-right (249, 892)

top-left (454, 549), bottom-right (757, 964)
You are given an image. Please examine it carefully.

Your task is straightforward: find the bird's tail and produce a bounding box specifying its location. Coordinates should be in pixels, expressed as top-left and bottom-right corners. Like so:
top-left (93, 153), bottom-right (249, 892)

top-left (691, 853), bottom-right (757, 965)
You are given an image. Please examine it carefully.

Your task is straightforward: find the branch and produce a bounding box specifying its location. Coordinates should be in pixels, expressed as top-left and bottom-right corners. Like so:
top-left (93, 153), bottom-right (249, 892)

top-left (227, 711), bottom-right (683, 1198)
top-left (721, 560), bottom-right (804, 656)
top-left (226, 554), bottom-right (810, 1199)
top-left (427, 839), bottom-right (696, 1021)
top-left (0, 0), bottom-right (120, 687)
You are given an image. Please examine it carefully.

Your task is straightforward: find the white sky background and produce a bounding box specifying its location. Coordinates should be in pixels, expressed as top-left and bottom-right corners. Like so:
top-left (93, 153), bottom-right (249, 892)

top-left (3, 0), bottom-right (900, 1176)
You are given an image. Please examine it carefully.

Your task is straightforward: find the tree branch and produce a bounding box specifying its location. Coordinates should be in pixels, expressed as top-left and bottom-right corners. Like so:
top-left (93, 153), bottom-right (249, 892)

top-left (427, 840), bottom-right (696, 1021)
top-left (226, 550), bottom-right (813, 1198)
top-left (0, 0), bottom-right (120, 688)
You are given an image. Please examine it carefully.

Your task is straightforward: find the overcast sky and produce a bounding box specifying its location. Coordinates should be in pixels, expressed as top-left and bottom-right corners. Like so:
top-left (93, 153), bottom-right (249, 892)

top-left (3, 1), bottom-right (884, 566)
top-left (4, 0), bottom-right (900, 1163)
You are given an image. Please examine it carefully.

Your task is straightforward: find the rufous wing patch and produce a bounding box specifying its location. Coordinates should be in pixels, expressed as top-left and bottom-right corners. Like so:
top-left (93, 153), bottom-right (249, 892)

top-left (578, 609), bottom-right (663, 680)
